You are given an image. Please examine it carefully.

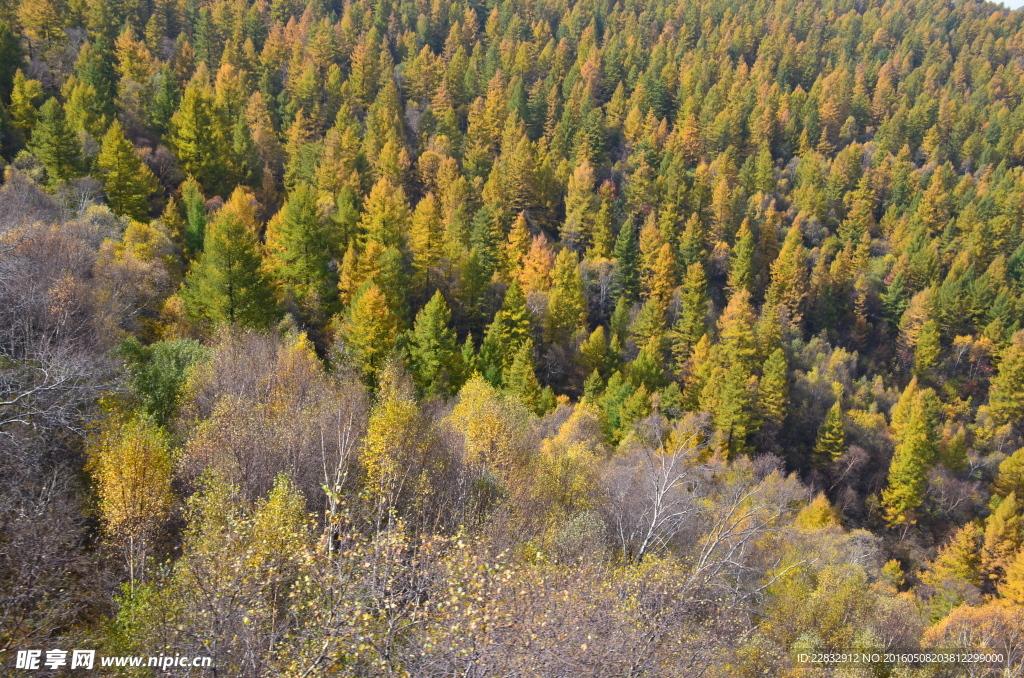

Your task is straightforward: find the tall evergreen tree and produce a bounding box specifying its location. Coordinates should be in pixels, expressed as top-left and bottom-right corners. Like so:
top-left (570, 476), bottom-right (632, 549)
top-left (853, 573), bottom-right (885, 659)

top-left (408, 291), bottom-right (462, 398)
top-left (882, 392), bottom-right (938, 526)
top-left (670, 262), bottom-right (708, 368)
top-left (812, 385), bottom-right (846, 468)
top-left (612, 221), bottom-right (640, 301)
top-left (545, 248), bottom-right (587, 345)
top-left (29, 98), bottom-right (81, 186)
top-left (169, 71), bottom-right (231, 195)
top-left (505, 339), bottom-right (544, 414)
top-left (987, 331), bottom-right (1024, 428)
top-left (181, 210), bottom-right (279, 330)
top-left (266, 185), bottom-right (338, 321)
top-left (96, 119), bottom-right (158, 220)
top-left (341, 283), bottom-right (399, 386)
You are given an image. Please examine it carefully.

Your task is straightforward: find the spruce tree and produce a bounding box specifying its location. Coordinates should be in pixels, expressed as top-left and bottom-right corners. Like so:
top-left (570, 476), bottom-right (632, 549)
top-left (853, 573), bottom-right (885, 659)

top-left (670, 262), bottom-right (708, 368)
top-left (982, 492), bottom-right (1022, 584)
top-left (341, 283), bottom-right (399, 386)
top-left (757, 348), bottom-right (789, 427)
top-left (813, 385), bottom-right (846, 468)
top-left (727, 219), bottom-right (755, 297)
top-left (882, 393), bottom-right (937, 526)
top-left (408, 291), bottom-right (462, 398)
top-left (96, 119), bottom-right (158, 220)
top-left (612, 221), bottom-right (640, 301)
top-left (266, 184), bottom-right (338, 320)
top-left (713, 359), bottom-right (756, 459)
top-left (988, 331), bottom-right (1024, 428)
top-left (30, 98), bottom-right (81, 186)
top-left (505, 339), bottom-right (544, 414)
top-left (181, 178), bottom-right (207, 258)
top-left (545, 248), bottom-right (587, 345)
top-left (181, 209), bottom-right (279, 330)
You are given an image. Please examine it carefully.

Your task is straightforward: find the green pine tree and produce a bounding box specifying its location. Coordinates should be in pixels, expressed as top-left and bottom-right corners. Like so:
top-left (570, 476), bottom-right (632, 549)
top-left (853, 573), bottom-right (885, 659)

top-left (29, 98), bottom-right (80, 186)
top-left (96, 119), bottom-right (158, 220)
top-left (181, 209), bottom-right (279, 330)
top-left (757, 348), bottom-right (789, 427)
top-left (181, 177), bottom-right (207, 258)
top-left (408, 291), bottom-right (463, 398)
top-left (914, 320), bottom-right (941, 377)
top-left (266, 185), bottom-right (338, 320)
top-left (988, 331), bottom-right (1024, 428)
top-left (612, 222), bottom-right (640, 301)
top-left (813, 385), bottom-right (846, 468)
top-left (340, 283), bottom-right (399, 386)
top-left (505, 339), bottom-right (544, 414)
top-left (670, 262), bottom-right (708, 369)
top-left (727, 219), bottom-right (755, 297)
top-left (882, 392), bottom-right (938, 526)
top-left (545, 248), bottom-right (587, 345)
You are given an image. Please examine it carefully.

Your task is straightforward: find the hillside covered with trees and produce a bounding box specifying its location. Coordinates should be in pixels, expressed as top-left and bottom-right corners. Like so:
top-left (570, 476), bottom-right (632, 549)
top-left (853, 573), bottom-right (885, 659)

top-left (3, 0), bottom-right (1024, 673)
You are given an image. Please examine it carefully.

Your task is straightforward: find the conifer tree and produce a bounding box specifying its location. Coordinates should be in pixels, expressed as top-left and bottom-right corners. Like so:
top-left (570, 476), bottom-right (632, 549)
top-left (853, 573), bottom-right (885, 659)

top-left (612, 221), bottom-right (640, 301)
top-left (0, 21), bottom-right (24, 104)
top-left (169, 71), bottom-right (231, 195)
top-left (882, 392), bottom-right (938, 526)
top-left (181, 209), bottom-right (279, 330)
top-left (470, 204), bottom-right (502, 279)
top-left (505, 339), bottom-right (544, 414)
top-left (580, 325), bottom-right (610, 378)
top-left (914, 320), bottom-right (941, 377)
top-left (670, 262), bottom-right (708, 367)
top-left (766, 224), bottom-right (809, 325)
top-left (679, 212), bottom-right (708, 269)
top-left (995, 447), bottom-right (1024, 499)
top-left (813, 384), bottom-right (846, 468)
top-left (717, 288), bottom-right (758, 371)
top-left (629, 338), bottom-right (667, 392)
top-left (712, 359), bottom-right (757, 458)
top-left (588, 186), bottom-right (615, 259)
top-left (927, 522), bottom-right (982, 587)
top-left (8, 69), bottom-right (42, 141)
top-left (646, 243), bottom-right (678, 309)
top-left (341, 283), bottom-right (399, 386)
top-left (988, 331), bottom-right (1024, 428)
top-left (408, 291), bottom-right (462, 398)
top-left (358, 176), bottom-right (411, 249)
top-left (727, 219), bottom-right (755, 297)
top-left (265, 184), bottom-right (337, 319)
top-left (410, 193), bottom-right (443, 290)
top-left (1000, 549), bottom-right (1024, 604)
top-left (29, 97), bottom-right (81, 187)
top-left (546, 248), bottom-right (587, 345)
top-left (96, 118), bottom-right (158, 220)
top-left (982, 492), bottom-right (1022, 584)
top-left (562, 160), bottom-right (597, 252)
top-left (181, 177), bottom-right (207, 257)
top-left (757, 348), bottom-right (789, 427)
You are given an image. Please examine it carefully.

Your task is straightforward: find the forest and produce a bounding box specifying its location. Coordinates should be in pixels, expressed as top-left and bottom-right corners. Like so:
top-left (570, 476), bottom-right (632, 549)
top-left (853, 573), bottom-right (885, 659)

top-left (2, 0), bottom-right (1024, 673)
